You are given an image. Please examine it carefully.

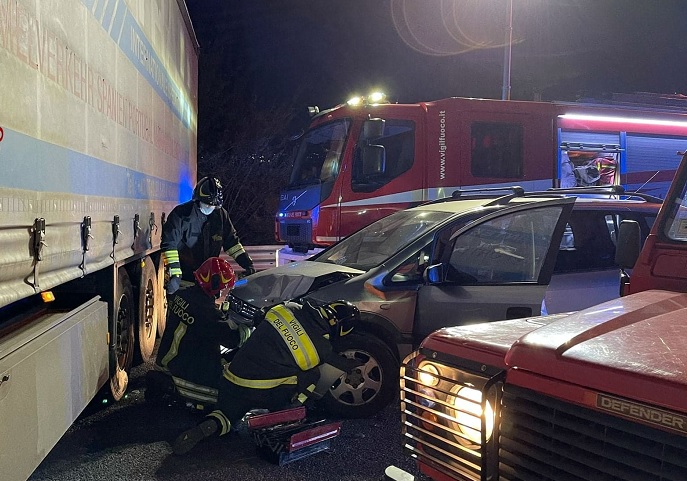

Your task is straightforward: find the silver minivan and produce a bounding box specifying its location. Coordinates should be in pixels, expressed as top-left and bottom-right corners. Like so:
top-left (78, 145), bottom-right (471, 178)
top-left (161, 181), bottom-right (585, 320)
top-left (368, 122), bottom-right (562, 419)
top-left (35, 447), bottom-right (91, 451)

top-left (227, 189), bottom-right (659, 418)
top-left (227, 191), bottom-right (575, 417)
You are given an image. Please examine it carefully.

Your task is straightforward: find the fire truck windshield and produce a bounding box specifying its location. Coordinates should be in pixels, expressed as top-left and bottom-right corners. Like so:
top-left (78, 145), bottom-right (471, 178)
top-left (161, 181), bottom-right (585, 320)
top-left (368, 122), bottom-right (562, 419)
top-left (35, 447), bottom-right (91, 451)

top-left (289, 119), bottom-right (351, 188)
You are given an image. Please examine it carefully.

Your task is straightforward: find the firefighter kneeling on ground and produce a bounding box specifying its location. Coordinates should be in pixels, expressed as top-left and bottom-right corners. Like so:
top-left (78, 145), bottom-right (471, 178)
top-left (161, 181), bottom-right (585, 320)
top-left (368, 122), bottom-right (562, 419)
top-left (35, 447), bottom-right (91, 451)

top-left (172, 299), bottom-right (363, 455)
top-left (146, 257), bottom-right (251, 410)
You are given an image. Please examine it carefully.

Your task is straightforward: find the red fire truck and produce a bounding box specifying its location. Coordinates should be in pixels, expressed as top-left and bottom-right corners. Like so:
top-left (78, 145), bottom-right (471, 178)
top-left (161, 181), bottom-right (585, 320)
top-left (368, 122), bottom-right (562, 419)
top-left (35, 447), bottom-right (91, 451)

top-left (391, 150), bottom-right (687, 480)
top-left (276, 93), bottom-right (687, 262)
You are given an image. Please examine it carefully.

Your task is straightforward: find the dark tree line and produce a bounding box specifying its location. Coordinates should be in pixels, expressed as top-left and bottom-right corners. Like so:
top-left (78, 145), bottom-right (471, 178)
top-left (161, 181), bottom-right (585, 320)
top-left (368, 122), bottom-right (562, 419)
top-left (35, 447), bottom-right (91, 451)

top-left (188, 2), bottom-right (302, 245)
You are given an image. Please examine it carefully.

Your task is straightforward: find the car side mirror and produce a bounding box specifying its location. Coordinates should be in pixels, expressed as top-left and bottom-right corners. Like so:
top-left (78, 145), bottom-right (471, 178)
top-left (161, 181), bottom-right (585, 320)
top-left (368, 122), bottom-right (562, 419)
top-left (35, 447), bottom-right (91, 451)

top-left (615, 220), bottom-right (641, 269)
top-left (424, 263), bottom-right (445, 284)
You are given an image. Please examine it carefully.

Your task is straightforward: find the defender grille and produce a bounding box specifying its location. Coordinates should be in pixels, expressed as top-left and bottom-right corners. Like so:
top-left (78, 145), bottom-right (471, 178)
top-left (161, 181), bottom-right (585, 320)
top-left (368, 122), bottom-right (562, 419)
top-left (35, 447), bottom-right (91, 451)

top-left (400, 352), bottom-right (502, 481)
top-left (499, 385), bottom-right (687, 481)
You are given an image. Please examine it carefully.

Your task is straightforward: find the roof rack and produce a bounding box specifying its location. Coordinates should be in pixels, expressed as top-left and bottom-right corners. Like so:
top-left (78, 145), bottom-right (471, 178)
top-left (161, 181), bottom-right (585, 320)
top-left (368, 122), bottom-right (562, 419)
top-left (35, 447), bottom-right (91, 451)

top-left (423, 184), bottom-right (663, 209)
top-left (451, 186), bottom-right (525, 198)
top-left (543, 185), bottom-right (663, 203)
top-left (422, 186), bottom-right (526, 207)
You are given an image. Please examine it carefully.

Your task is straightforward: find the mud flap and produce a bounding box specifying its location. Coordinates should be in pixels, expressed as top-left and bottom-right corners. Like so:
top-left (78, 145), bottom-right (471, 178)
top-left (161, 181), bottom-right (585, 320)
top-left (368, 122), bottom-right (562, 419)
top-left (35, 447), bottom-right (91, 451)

top-left (247, 406), bottom-right (342, 465)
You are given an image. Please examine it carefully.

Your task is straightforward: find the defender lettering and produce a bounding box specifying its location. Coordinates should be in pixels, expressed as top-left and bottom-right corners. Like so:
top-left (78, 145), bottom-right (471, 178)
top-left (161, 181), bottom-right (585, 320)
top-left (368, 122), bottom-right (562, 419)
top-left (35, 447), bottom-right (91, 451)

top-left (597, 394), bottom-right (687, 434)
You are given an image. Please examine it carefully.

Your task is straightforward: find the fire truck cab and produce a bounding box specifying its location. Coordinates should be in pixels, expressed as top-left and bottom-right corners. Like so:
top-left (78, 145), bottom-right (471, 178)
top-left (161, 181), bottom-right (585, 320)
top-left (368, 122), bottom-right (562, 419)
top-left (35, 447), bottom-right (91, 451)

top-left (277, 93), bottom-right (687, 264)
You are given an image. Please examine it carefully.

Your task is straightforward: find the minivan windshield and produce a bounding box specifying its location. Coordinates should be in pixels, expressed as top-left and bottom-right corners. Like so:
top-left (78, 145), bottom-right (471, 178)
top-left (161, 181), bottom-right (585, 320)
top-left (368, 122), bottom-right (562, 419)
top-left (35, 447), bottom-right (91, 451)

top-left (315, 210), bottom-right (453, 270)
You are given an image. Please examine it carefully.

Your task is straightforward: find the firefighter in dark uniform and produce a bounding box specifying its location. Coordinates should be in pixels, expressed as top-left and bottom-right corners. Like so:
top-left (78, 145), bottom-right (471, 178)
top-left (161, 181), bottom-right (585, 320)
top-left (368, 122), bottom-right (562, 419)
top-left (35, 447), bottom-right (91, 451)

top-left (172, 299), bottom-right (362, 455)
top-left (147, 257), bottom-right (251, 409)
top-left (161, 175), bottom-right (255, 295)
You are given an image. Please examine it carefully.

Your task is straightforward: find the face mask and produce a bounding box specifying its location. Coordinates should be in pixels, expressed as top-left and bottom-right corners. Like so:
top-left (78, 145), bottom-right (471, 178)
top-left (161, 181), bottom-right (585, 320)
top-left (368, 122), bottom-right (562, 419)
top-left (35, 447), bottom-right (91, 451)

top-left (199, 203), bottom-right (215, 215)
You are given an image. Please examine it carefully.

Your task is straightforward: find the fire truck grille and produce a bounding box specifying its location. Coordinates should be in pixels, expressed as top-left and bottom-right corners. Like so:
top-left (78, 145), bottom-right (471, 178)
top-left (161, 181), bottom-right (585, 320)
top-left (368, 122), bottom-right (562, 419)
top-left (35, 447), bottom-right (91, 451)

top-left (499, 385), bottom-right (687, 481)
top-left (279, 220), bottom-right (312, 244)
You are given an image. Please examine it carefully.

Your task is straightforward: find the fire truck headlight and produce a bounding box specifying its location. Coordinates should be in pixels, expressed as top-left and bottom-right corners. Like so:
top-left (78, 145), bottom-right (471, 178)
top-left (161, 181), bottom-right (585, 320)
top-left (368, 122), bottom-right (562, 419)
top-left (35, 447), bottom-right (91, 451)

top-left (417, 361), bottom-right (440, 387)
top-left (447, 385), bottom-right (495, 447)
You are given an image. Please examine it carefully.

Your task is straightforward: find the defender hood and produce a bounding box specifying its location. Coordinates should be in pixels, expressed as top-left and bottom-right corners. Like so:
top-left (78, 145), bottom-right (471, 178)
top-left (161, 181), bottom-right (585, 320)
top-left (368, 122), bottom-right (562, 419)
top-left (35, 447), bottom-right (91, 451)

top-left (421, 313), bottom-right (569, 369)
top-left (506, 290), bottom-right (687, 413)
top-left (231, 261), bottom-right (363, 308)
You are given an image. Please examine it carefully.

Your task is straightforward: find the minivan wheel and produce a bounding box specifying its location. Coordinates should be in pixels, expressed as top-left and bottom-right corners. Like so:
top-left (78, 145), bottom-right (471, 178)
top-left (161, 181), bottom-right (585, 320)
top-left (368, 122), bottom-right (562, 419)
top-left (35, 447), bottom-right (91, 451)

top-left (321, 333), bottom-right (398, 418)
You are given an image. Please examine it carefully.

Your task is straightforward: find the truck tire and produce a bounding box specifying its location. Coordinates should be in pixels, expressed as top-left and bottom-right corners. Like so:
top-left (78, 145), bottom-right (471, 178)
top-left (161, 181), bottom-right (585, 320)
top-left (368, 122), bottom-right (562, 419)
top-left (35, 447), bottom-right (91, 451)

top-left (155, 259), bottom-right (168, 338)
top-left (320, 333), bottom-right (399, 418)
top-left (136, 256), bottom-right (158, 363)
top-left (110, 268), bottom-right (135, 401)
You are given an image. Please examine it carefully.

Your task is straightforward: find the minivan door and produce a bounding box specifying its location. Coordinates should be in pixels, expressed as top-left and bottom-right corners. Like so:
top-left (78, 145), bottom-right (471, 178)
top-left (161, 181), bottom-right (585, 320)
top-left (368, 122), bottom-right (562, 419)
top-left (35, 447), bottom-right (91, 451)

top-left (414, 197), bottom-right (574, 340)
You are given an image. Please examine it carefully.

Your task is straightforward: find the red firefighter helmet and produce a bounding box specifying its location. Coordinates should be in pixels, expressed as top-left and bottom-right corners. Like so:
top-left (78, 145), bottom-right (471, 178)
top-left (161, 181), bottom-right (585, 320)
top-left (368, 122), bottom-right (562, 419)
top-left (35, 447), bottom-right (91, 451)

top-left (193, 257), bottom-right (236, 298)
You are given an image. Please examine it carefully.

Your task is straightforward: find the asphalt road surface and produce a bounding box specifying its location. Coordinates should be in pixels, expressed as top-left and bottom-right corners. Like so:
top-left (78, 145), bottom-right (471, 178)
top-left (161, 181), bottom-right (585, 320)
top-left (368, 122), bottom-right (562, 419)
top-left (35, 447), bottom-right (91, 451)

top-left (28, 361), bottom-right (428, 481)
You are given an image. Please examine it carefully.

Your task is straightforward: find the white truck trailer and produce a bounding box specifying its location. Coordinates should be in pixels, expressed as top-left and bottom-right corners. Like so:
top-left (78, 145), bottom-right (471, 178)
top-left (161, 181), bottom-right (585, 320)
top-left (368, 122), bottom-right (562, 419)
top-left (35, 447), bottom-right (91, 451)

top-left (0, 1), bottom-right (198, 479)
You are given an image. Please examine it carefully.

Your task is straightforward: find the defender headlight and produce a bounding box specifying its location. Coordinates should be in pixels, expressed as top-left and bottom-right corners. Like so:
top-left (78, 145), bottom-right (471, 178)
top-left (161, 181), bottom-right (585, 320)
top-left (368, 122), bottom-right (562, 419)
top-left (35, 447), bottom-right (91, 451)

top-left (417, 361), bottom-right (440, 387)
top-left (447, 385), bottom-right (495, 448)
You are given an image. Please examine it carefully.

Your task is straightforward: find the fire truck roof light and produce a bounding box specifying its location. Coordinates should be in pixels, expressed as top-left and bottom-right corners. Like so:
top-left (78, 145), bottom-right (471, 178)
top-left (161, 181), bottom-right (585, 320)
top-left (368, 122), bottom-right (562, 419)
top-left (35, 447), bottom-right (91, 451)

top-left (346, 92), bottom-right (387, 107)
top-left (560, 113), bottom-right (687, 128)
top-left (368, 91), bottom-right (386, 104)
top-left (347, 96), bottom-right (363, 106)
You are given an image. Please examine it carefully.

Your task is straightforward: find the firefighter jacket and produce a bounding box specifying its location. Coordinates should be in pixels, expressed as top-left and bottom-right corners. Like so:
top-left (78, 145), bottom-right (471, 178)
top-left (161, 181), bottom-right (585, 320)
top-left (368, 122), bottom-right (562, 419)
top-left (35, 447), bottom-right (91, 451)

top-left (156, 284), bottom-right (250, 404)
top-left (223, 301), bottom-right (357, 390)
top-left (161, 200), bottom-right (252, 281)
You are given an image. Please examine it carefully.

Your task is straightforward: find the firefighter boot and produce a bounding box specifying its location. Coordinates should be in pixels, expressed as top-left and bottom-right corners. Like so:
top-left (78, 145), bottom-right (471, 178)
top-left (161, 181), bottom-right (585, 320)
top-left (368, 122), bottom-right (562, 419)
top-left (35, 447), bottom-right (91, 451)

top-left (172, 419), bottom-right (219, 455)
top-left (145, 370), bottom-right (176, 405)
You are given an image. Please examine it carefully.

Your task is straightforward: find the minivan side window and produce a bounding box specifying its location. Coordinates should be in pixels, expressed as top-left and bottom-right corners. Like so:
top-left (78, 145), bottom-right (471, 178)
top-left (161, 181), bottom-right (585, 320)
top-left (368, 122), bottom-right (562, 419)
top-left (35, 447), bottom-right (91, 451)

top-left (471, 122), bottom-right (523, 178)
top-left (554, 211), bottom-right (656, 273)
top-left (446, 206), bottom-right (564, 283)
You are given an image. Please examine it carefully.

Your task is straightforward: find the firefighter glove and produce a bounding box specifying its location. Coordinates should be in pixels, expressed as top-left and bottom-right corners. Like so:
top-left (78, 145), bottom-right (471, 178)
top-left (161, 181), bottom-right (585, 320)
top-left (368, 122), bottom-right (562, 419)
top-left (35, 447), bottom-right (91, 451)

top-left (166, 275), bottom-right (181, 295)
top-left (234, 252), bottom-right (255, 275)
top-left (340, 356), bottom-right (365, 374)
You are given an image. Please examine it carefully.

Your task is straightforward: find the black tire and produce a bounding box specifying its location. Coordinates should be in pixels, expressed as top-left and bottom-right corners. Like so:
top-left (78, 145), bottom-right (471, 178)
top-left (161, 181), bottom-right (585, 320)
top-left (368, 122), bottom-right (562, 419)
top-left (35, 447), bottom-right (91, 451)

top-left (155, 258), bottom-right (168, 338)
top-left (110, 268), bottom-right (135, 401)
top-left (320, 333), bottom-right (398, 418)
top-left (136, 256), bottom-right (158, 363)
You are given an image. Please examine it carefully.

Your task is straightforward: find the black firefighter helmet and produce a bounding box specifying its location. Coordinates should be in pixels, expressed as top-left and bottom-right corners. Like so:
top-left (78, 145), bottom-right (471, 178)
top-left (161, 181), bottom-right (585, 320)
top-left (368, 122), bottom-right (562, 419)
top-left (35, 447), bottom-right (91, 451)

top-left (192, 176), bottom-right (224, 207)
top-left (317, 300), bottom-right (360, 339)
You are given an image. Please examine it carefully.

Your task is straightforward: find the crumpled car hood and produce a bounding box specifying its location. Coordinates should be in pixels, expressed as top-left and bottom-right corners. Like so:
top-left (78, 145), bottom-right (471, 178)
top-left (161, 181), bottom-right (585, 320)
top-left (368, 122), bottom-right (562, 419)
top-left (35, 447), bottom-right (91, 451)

top-left (231, 261), bottom-right (363, 308)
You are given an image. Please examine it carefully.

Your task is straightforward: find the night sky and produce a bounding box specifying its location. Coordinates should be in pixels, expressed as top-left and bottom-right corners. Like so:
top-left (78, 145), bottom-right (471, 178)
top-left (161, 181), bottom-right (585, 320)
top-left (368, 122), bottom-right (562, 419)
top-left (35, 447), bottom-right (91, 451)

top-left (183, 0), bottom-right (687, 243)
top-left (186, 0), bottom-right (687, 112)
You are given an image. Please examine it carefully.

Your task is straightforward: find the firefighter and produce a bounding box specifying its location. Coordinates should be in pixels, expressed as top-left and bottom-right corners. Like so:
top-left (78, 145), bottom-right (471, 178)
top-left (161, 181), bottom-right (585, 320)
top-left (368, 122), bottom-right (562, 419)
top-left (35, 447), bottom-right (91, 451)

top-left (172, 299), bottom-right (363, 455)
top-left (147, 257), bottom-right (252, 409)
top-left (161, 175), bottom-right (255, 295)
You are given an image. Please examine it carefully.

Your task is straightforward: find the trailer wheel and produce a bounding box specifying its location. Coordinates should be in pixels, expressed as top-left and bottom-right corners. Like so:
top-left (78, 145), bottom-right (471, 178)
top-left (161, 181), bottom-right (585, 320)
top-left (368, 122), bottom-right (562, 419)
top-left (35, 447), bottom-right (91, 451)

top-left (110, 268), bottom-right (135, 401)
top-left (136, 256), bottom-right (158, 363)
top-left (155, 259), bottom-right (168, 338)
top-left (320, 333), bottom-right (398, 418)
